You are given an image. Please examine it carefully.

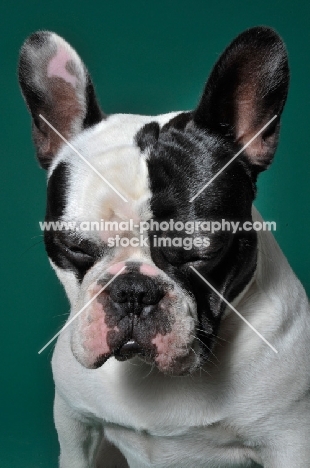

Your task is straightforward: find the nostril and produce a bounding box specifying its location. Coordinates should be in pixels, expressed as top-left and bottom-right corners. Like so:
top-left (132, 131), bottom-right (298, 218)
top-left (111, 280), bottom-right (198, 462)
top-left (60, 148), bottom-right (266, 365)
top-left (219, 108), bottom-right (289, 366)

top-left (108, 273), bottom-right (164, 307)
top-left (141, 289), bottom-right (164, 305)
top-left (110, 289), bottom-right (128, 304)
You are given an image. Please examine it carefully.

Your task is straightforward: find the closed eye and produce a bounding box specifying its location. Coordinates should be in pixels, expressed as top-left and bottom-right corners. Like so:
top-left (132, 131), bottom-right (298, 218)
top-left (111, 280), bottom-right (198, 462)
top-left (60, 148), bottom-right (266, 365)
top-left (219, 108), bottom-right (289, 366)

top-left (64, 245), bottom-right (94, 261)
top-left (52, 233), bottom-right (100, 266)
top-left (183, 247), bottom-right (223, 265)
top-left (161, 245), bottom-right (224, 267)
top-left (65, 245), bottom-right (92, 255)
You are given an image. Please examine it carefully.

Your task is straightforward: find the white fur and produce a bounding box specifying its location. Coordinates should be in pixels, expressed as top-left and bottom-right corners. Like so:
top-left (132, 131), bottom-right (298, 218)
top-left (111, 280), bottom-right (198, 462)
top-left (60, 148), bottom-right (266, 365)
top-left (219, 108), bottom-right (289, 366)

top-left (50, 115), bottom-right (310, 467)
top-left (22, 30), bottom-right (310, 468)
top-left (50, 111), bottom-right (200, 374)
top-left (52, 210), bottom-right (310, 467)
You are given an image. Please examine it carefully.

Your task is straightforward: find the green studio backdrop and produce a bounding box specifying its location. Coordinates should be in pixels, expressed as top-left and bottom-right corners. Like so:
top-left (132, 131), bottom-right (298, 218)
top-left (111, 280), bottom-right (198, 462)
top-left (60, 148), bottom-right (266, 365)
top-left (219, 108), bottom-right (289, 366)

top-left (1, 1), bottom-right (309, 467)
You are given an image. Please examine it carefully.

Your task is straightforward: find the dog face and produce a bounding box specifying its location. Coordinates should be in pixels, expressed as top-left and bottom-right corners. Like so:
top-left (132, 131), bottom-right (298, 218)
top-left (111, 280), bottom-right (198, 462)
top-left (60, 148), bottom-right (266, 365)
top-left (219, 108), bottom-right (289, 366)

top-left (19, 27), bottom-right (289, 375)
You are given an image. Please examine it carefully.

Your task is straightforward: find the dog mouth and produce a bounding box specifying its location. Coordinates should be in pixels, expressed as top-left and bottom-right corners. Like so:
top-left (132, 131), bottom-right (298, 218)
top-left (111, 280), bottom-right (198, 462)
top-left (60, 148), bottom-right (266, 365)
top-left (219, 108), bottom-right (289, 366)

top-left (114, 339), bottom-right (146, 361)
top-left (88, 333), bottom-right (201, 375)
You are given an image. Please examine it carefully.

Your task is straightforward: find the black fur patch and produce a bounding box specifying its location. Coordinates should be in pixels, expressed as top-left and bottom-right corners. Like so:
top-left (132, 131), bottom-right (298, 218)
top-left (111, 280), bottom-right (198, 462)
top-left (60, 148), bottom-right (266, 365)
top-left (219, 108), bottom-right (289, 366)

top-left (135, 114), bottom-right (258, 361)
top-left (44, 162), bottom-right (104, 281)
top-left (24, 31), bottom-right (51, 48)
top-left (132, 24), bottom-right (289, 362)
top-left (193, 26), bottom-right (289, 172)
top-left (45, 162), bottom-right (69, 219)
top-left (135, 122), bottom-right (160, 153)
top-left (83, 74), bottom-right (105, 128)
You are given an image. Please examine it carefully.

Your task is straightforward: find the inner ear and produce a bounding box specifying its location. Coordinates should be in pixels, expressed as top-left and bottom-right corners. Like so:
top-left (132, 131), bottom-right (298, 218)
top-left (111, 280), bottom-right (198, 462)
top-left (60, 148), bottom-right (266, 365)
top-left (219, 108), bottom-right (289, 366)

top-left (193, 26), bottom-right (289, 171)
top-left (19, 31), bottom-right (104, 169)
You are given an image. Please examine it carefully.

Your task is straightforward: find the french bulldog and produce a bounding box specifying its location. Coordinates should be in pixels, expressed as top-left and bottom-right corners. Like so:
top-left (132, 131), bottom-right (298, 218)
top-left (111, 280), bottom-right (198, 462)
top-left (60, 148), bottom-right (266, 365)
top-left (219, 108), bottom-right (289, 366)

top-left (19, 27), bottom-right (310, 468)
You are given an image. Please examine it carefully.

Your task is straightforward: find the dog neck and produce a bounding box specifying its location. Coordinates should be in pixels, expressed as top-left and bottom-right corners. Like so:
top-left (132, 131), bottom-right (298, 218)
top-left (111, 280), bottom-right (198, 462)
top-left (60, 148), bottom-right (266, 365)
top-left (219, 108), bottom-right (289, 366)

top-left (223, 205), bottom-right (308, 324)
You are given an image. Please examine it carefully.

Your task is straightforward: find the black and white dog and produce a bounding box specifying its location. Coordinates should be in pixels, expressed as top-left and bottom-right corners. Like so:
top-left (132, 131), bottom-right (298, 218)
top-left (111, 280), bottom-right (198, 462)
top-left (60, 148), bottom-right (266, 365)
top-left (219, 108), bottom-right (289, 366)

top-left (19, 27), bottom-right (310, 467)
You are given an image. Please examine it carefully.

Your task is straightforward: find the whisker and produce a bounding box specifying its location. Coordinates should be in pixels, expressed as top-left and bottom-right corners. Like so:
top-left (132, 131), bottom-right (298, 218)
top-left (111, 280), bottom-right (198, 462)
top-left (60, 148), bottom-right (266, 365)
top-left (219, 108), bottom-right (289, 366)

top-left (21, 239), bottom-right (45, 256)
top-left (196, 328), bottom-right (230, 344)
top-left (124, 359), bottom-right (142, 368)
top-left (142, 362), bottom-right (155, 379)
top-left (190, 335), bottom-right (219, 367)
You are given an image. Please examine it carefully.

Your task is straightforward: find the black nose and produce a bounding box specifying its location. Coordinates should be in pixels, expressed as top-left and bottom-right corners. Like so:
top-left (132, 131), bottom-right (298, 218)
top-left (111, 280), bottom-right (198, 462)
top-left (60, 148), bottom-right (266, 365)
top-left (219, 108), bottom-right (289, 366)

top-left (108, 273), bottom-right (164, 316)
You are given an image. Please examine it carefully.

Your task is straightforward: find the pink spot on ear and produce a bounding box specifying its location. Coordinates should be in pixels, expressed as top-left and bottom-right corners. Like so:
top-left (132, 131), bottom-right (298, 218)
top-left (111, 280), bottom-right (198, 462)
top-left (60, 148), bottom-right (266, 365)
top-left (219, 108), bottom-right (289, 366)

top-left (140, 263), bottom-right (159, 277)
top-left (107, 262), bottom-right (126, 275)
top-left (47, 47), bottom-right (77, 87)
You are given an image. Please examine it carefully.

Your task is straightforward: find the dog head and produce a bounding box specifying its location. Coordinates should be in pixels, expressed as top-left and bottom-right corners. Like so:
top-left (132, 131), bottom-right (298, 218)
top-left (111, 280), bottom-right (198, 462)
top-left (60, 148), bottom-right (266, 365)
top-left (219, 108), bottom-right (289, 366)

top-left (19, 27), bottom-right (289, 375)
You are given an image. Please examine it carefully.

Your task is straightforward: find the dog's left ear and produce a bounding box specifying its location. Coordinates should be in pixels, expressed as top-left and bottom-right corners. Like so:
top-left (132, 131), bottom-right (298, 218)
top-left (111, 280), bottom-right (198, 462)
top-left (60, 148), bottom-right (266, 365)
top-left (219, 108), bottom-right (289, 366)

top-left (194, 26), bottom-right (289, 171)
top-left (18, 31), bottom-right (104, 169)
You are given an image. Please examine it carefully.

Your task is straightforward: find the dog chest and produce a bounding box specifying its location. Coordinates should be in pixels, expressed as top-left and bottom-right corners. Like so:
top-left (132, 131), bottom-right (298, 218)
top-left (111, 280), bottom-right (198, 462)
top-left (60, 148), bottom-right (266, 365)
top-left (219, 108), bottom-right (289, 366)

top-left (103, 423), bottom-right (260, 468)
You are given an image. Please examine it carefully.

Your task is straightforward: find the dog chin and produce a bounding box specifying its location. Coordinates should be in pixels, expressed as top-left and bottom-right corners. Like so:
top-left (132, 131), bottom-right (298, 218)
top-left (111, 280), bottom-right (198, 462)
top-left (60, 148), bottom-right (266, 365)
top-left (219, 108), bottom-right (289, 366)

top-left (72, 341), bottom-right (201, 376)
top-left (153, 347), bottom-right (201, 376)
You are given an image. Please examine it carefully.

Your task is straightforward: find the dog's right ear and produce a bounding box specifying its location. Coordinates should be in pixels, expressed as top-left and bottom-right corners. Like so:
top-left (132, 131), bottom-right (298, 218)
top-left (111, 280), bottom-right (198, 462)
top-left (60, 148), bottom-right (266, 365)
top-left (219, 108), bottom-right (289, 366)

top-left (193, 27), bottom-right (289, 173)
top-left (18, 31), bottom-right (104, 169)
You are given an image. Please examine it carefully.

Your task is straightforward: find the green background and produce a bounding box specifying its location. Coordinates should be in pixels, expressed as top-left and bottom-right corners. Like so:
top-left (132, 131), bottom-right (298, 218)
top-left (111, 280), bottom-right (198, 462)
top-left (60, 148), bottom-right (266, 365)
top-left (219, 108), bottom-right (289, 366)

top-left (1, 1), bottom-right (309, 467)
